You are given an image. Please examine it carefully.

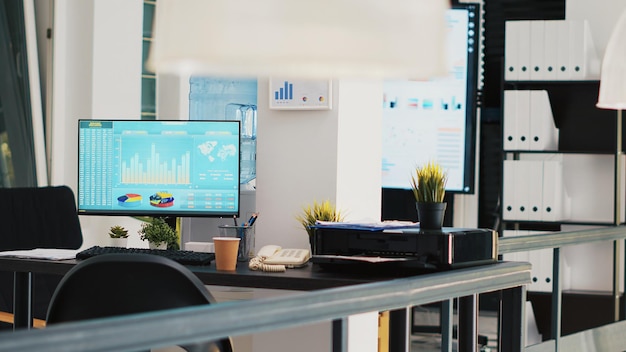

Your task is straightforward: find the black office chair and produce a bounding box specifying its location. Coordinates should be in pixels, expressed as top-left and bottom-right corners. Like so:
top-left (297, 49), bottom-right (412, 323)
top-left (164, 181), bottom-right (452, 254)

top-left (0, 185), bottom-right (83, 329)
top-left (46, 253), bottom-right (233, 352)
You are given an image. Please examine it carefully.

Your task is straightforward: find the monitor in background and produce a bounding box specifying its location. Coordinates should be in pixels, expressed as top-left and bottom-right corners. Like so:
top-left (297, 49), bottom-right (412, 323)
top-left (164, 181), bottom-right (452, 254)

top-left (381, 2), bottom-right (481, 194)
top-left (77, 119), bottom-right (241, 217)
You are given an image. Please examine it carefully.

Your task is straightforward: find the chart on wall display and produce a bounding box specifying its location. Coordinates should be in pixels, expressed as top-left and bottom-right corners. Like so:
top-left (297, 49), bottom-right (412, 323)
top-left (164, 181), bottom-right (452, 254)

top-left (77, 120), bottom-right (241, 217)
top-left (382, 5), bottom-right (478, 193)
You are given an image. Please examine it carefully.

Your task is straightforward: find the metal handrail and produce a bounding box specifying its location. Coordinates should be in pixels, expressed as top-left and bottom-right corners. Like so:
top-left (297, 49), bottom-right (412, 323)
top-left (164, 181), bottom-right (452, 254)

top-left (0, 261), bottom-right (530, 352)
top-left (498, 225), bottom-right (626, 352)
top-left (498, 225), bottom-right (626, 254)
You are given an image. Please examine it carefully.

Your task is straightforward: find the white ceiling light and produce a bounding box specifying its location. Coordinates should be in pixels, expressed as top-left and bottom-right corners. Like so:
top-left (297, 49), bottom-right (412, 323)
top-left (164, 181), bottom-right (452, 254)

top-left (147, 0), bottom-right (450, 79)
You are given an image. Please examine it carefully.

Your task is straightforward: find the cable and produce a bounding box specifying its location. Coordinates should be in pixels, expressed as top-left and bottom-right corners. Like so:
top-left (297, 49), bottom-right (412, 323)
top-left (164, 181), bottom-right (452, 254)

top-left (248, 256), bottom-right (285, 272)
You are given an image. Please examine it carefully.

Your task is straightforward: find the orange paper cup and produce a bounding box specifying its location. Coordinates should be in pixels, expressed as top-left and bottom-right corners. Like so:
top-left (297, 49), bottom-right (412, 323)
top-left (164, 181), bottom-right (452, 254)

top-left (213, 237), bottom-right (241, 271)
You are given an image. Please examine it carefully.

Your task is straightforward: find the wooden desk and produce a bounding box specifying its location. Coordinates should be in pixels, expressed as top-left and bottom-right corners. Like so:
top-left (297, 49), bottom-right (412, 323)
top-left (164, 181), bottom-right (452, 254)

top-left (0, 257), bottom-right (525, 352)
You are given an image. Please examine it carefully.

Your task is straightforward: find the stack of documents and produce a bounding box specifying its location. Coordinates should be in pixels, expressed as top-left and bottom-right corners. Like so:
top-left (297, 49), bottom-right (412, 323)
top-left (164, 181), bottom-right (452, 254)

top-left (505, 19), bottom-right (600, 81)
top-left (502, 159), bottom-right (571, 222)
top-left (0, 248), bottom-right (79, 260)
top-left (503, 90), bottom-right (559, 151)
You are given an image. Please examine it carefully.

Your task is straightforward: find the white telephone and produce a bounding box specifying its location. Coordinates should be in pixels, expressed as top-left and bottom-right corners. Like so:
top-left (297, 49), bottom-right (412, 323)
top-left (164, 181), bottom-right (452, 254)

top-left (249, 245), bottom-right (310, 272)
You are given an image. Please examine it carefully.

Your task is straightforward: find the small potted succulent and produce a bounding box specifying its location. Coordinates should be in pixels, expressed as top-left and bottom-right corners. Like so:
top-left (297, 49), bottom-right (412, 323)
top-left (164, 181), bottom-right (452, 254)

top-left (108, 225), bottom-right (129, 248)
top-left (410, 161), bottom-right (448, 230)
top-left (138, 217), bottom-right (179, 250)
top-left (295, 200), bottom-right (345, 248)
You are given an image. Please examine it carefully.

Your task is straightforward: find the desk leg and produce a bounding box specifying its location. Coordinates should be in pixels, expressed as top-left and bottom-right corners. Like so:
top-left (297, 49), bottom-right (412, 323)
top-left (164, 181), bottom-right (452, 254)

top-left (499, 286), bottom-right (525, 352)
top-left (389, 308), bottom-right (409, 352)
top-left (332, 318), bottom-right (347, 351)
top-left (458, 294), bottom-right (477, 352)
top-left (13, 272), bottom-right (32, 330)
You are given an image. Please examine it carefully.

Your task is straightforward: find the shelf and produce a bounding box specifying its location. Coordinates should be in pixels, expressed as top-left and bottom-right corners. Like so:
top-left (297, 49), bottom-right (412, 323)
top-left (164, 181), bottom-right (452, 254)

top-left (504, 80), bottom-right (600, 87)
top-left (503, 150), bottom-right (621, 155)
top-left (503, 81), bottom-right (622, 153)
top-left (502, 220), bottom-right (621, 228)
top-left (501, 80), bottom-right (625, 230)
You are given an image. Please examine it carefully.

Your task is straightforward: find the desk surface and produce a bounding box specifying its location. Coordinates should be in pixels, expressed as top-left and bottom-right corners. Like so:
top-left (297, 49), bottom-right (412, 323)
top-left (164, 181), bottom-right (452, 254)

top-left (0, 256), bottom-right (485, 291)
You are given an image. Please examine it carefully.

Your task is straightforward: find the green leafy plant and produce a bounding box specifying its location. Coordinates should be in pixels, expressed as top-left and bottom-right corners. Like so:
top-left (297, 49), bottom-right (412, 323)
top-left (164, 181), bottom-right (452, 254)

top-left (295, 200), bottom-right (345, 238)
top-left (108, 225), bottom-right (129, 239)
top-left (138, 217), bottom-right (179, 250)
top-left (410, 161), bottom-right (448, 203)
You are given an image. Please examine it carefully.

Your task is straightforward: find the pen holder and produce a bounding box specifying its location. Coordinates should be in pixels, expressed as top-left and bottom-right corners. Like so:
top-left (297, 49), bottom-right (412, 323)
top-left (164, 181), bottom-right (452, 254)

top-left (218, 225), bottom-right (255, 261)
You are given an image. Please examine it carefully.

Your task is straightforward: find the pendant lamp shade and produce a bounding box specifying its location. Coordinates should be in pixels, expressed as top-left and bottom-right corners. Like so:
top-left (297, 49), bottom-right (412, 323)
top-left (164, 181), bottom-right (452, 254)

top-left (147, 0), bottom-right (450, 79)
top-left (597, 8), bottom-right (626, 110)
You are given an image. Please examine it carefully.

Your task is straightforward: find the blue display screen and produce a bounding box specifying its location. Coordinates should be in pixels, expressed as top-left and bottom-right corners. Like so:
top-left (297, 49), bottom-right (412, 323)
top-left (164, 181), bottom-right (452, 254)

top-left (77, 120), bottom-right (240, 217)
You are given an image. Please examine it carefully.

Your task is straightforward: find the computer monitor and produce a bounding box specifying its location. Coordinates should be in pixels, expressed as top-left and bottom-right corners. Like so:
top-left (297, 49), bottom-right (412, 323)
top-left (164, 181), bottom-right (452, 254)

top-left (381, 2), bottom-right (481, 194)
top-left (77, 119), bottom-right (241, 217)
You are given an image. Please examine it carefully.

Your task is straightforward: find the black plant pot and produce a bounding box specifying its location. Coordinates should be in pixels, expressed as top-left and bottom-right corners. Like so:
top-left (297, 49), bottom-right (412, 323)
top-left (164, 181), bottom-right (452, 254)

top-left (416, 202), bottom-right (447, 230)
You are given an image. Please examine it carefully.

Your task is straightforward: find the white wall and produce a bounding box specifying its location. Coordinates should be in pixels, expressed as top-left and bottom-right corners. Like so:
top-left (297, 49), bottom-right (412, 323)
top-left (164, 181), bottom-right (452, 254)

top-left (255, 78), bottom-right (382, 251)
top-left (253, 79), bottom-right (383, 351)
top-left (51, 0), bottom-right (145, 249)
top-left (566, 0), bottom-right (626, 58)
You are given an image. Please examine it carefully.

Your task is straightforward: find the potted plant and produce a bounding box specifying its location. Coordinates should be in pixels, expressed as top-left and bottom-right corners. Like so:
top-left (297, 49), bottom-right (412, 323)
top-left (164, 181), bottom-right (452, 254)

top-left (295, 200), bottom-right (345, 248)
top-left (138, 217), bottom-right (179, 250)
top-left (108, 225), bottom-right (129, 248)
top-left (410, 161), bottom-right (448, 230)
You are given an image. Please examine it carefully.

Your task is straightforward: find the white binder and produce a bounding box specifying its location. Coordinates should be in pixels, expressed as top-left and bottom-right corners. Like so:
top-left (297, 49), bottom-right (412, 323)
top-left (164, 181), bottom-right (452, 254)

top-left (529, 245), bottom-right (554, 292)
top-left (503, 90), bottom-right (518, 150)
top-left (517, 21), bottom-right (532, 80)
top-left (514, 160), bottom-right (532, 220)
top-left (529, 21), bottom-right (545, 80)
top-left (502, 160), bottom-right (517, 220)
top-left (543, 20), bottom-right (560, 81)
top-left (529, 90), bottom-right (558, 151)
top-left (504, 21), bottom-right (520, 81)
top-left (568, 19), bottom-right (600, 80)
top-left (556, 20), bottom-right (571, 80)
top-left (541, 159), bottom-right (568, 222)
top-left (516, 90), bottom-right (531, 150)
top-left (527, 160), bottom-right (544, 221)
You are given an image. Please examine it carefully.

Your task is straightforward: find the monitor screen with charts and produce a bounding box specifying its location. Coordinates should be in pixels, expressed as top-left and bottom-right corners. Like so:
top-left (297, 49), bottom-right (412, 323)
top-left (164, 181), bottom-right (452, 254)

top-left (381, 2), bottom-right (481, 194)
top-left (77, 119), bottom-right (240, 217)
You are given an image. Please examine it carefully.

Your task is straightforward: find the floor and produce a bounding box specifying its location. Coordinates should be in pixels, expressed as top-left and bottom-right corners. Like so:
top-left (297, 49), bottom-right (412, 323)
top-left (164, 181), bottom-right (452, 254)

top-left (410, 307), bottom-right (499, 352)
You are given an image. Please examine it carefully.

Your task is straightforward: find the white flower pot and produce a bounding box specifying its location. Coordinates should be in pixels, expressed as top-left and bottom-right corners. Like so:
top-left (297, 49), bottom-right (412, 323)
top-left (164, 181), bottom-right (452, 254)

top-left (149, 242), bottom-right (167, 250)
top-left (110, 238), bottom-right (128, 248)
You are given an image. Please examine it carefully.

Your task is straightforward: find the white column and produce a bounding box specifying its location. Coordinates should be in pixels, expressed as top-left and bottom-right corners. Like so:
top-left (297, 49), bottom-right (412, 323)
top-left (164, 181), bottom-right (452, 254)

top-left (255, 78), bottom-right (382, 250)
top-left (255, 78), bottom-right (383, 351)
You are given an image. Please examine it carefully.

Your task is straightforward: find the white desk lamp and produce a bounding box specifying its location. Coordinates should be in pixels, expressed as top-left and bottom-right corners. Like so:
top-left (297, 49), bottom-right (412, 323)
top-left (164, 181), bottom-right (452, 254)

top-left (146, 0), bottom-right (450, 79)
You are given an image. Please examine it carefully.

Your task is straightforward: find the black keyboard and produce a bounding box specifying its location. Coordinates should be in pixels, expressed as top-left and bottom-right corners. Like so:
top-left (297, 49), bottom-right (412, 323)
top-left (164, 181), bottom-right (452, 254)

top-left (76, 246), bottom-right (215, 266)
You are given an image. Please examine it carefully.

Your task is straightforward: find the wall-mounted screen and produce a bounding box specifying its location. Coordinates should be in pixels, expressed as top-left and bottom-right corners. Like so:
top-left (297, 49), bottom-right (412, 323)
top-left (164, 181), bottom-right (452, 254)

top-left (382, 2), bottom-right (480, 194)
top-left (77, 119), bottom-right (240, 217)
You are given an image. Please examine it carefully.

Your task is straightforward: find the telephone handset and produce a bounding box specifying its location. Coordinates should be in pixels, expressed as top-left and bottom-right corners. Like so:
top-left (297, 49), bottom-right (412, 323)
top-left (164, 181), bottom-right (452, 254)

top-left (249, 245), bottom-right (310, 272)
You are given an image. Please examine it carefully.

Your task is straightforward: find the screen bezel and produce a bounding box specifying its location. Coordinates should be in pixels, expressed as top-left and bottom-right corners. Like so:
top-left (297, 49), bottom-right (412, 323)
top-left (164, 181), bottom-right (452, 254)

top-left (77, 119), bottom-right (241, 218)
top-left (381, 2), bottom-right (480, 195)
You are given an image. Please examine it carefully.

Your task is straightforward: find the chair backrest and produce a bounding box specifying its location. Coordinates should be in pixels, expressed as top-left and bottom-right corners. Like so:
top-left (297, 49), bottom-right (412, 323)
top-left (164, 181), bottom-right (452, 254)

top-left (0, 186), bottom-right (83, 324)
top-left (0, 185), bottom-right (83, 251)
top-left (46, 253), bottom-right (233, 352)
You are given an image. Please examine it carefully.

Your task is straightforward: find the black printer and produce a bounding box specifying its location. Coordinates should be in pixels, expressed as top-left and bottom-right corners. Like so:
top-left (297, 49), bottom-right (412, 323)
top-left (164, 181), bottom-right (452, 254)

top-left (311, 227), bottom-right (497, 270)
